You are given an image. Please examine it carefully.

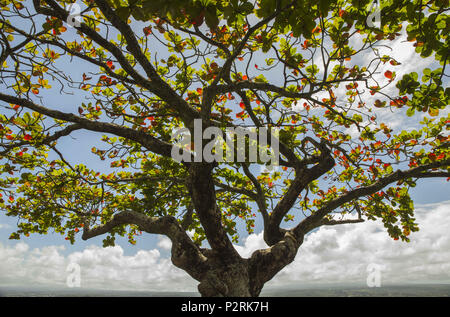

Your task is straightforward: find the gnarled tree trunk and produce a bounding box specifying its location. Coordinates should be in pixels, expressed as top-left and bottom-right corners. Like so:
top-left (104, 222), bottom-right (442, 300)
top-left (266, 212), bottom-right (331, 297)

top-left (173, 230), bottom-right (304, 297)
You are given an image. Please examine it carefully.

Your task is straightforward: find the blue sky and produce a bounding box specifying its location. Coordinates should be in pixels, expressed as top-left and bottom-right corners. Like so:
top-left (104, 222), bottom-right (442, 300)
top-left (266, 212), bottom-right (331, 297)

top-left (0, 2), bottom-right (449, 292)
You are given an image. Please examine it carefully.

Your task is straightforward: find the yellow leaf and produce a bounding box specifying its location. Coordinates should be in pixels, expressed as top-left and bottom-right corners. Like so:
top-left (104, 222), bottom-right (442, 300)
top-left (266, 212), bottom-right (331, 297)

top-left (428, 108), bottom-right (439, 117)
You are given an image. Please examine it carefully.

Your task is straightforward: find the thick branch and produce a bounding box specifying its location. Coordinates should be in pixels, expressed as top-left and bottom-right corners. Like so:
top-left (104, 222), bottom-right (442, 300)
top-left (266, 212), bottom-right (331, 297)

top-left (82, 210), bottom-right (208, 281)
top-left (242, 163), bottom-right (269, 223)
top-left (318, 218), bottom-right (365, 227)
top-left (265, 147), bottom-right (335, 245)
top-left (0, 93), bottom-right (174, 158)
top-left (36, 0), bottom-right (199, 123)
top-left (293, 159), bottom-right (450, 237)
top-left (215, 81), bottom-right (311, 99)
top-left (93, 0), bottom-right (199, 123)
top-left (248, 231), bottom-right (302, 296)
top-left (0, 123), bottom-right (82, 156)
top-left (186, 162), bottom-right (240, 260)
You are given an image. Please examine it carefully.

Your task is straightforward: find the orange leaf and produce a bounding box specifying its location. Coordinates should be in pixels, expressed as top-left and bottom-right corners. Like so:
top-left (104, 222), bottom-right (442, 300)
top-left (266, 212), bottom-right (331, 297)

top-left (106, 61), bottom-right (115, 69)
top-left (236, 110), bottom-right (245, 118)
top-left (143, 26), bottom-right (152, 36)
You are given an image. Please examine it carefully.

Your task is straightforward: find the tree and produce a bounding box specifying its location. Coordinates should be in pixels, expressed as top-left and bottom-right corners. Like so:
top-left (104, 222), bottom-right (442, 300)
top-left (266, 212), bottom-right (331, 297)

top-left (0, 0), bottom-right (449, 296)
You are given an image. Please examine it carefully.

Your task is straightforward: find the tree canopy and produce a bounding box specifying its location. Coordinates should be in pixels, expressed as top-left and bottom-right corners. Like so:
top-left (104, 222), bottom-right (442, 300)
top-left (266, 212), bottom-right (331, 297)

top-left (0, 0), bottom-right (449, 296)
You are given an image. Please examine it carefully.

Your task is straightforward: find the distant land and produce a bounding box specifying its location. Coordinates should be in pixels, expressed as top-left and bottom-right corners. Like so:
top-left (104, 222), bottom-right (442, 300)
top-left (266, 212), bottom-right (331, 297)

top-left (261, 284), bottom-right (450, 297)
top-left (1, 284), bottom-right (449, 297)
top-left (0, 286), bottom-right (199, 297)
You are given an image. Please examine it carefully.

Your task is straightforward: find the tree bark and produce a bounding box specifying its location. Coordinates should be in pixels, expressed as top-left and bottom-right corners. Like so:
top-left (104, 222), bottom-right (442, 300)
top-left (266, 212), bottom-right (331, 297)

top-left (197, 255), bottom-right (252, 297)
top-left (191, 230), bottom-right (304, 297)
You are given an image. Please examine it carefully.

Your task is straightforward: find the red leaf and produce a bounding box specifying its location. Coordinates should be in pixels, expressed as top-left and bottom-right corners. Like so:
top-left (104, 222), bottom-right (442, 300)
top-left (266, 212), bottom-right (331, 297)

top-left (23, 134), bottom-right (32, 141)
top-left (236, 110), bottom-right (245, 118)
top-left (106, 61), bottom-right (115, 69)
top-left (301, 40), bottom-right (310, 49)
top-left (143, 26), bottom-right (152, 36)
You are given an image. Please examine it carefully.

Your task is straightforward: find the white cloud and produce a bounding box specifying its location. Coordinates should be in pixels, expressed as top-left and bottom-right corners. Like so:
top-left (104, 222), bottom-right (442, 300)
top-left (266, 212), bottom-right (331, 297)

top-left (157, 235), bottom-right (172, 251)
top-left (0, 242), bottom-right (196, 292)
top-left (339, 29), bottom-right (440, 139)
top-left (265, 200), bottom-right (450, 289)
top-left (1, 201), bottom-right (449, 293)
top-left (65, 245), bottom-right (195, 291)
top-left (235, 231), bottom-right (268, 258)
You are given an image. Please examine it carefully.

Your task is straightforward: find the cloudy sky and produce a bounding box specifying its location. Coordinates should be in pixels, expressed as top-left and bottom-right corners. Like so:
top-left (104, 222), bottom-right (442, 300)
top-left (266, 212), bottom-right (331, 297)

top-left (1, 6), bottom-right (449, 295)
top-left (1, 200), bottom-right (449, 293)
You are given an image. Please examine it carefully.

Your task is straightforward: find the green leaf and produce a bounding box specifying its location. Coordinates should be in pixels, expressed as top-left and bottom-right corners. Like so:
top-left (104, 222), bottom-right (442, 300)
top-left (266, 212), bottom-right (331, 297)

top-left (115, 7), bottom-right (131, 22)
top-left (205, 9), bottom-right (219, 29)
top-left (406, 108), bottom-right (415, 117)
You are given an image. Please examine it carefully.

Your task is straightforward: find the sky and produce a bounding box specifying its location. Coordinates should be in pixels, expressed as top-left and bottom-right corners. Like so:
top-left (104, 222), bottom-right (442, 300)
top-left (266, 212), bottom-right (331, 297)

top-left (1, 199), bottom-right (449, 292)
top-left (0, 2), bottom-right (449, 294)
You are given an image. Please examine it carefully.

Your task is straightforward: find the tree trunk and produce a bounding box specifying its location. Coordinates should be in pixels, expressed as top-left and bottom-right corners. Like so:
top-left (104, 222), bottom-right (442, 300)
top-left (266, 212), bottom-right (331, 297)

top-left (194, 232), bottom-right (303, 297)
top-left (197, 257), bottom-right (256, 297)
